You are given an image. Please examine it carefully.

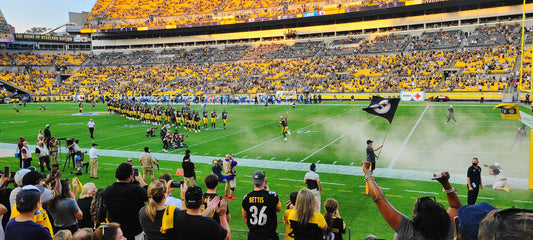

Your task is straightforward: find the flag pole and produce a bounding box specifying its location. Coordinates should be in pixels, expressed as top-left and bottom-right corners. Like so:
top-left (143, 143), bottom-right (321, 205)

top-left (377, 123), bottom-right (392, 159)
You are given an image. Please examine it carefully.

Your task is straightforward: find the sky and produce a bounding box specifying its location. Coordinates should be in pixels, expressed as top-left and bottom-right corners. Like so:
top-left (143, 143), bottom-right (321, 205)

top-left (0, 0), bottom-right (97, 33)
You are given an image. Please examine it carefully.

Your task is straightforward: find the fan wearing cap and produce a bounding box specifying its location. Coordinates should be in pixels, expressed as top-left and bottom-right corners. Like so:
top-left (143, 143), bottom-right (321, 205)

top-left (242, 170), bottom-right (281, 240)
top-left (174, 186), bottom-right (230, 240)
top-left (366, 140), bottom-right (383, 173)
top-left (5, 186), bottom-right (53, 240)
top-left (10, 169), bottom-right (61, 236)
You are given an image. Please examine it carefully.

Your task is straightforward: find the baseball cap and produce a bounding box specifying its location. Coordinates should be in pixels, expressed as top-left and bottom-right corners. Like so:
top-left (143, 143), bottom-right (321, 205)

top-left (185, 186), bottom-right (203, 208)
top-left (127, 158), bottom-right (133, 162)
top-left (19, 137), bottom-right (25, 141)
top-left (16, 185), bottom-right (41, 205)
top-left (92, 143), bottom-right (98, 147)
top-left (458, 202), bottom-right (497, 240)
top-left (45, 124), bottom-right (50, 128)
top-left (494, 163), bottom-right (500, 167)
top-left (14, 169), bottom-right (31, 186)
top-left (367, 140), bottom-right (373, 144)
top-left (252, 170), bottom-right (265, 184)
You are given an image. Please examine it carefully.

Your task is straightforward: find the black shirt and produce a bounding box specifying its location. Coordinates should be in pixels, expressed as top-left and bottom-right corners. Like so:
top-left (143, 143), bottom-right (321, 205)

top-left (103, 182), bottom-right (148, 239)
top-left (242, 189), bottom-right (280, 239)
top-left (76, 197), bottom-right (93, 229)
top-left (182, 160), bottom-right (195, 178)
top-left (467, 165), bottom-right (482, 188)
top-left (174, 211), bottom-right (227, 240)
top-left (202, 192), bottom-right (230, 224)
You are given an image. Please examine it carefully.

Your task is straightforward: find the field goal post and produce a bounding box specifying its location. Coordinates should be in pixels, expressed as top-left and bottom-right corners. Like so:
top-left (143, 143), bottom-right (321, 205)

top-left (530, 131), bottom-right (533, 190)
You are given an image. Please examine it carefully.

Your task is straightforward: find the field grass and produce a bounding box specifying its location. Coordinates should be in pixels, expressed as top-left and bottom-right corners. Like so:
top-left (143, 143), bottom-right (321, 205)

top-left (0, 102), bottom-right (532, 239)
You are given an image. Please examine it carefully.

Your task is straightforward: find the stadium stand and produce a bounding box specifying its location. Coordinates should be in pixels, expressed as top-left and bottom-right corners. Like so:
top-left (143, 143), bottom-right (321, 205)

top-left (82, 0), bottom-right (411, 30)
top-left (2, 21), bottom-right (530, 98)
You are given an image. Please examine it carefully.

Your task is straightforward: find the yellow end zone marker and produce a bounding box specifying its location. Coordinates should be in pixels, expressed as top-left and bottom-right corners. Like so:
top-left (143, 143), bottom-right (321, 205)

top-left (385, 194), bottom-right (404, 198)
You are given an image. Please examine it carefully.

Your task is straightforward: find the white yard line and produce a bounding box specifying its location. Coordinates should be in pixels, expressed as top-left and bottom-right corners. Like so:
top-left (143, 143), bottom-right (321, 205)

top-left (404, 189), bottom-right (439, 195)
top-left (388, 104), bottom-right (429, 169)
top-left (299, 117), bottom-right (375, 162)
top-left (234, 111), bottom-right (350, 156)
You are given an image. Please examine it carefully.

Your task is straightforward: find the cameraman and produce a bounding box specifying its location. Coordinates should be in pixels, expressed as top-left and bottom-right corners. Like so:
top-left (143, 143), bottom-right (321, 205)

top-left (35, 140), bottom-right (51, 173)
top-left (67, 140), bottom-right (83, 160)
top-left (486, 163), bottom-right (510, 192)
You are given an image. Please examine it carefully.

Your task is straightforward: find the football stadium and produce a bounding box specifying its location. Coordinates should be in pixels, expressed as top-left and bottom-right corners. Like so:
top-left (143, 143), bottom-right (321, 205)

top-left (0, 0), bottom-right (533, 239)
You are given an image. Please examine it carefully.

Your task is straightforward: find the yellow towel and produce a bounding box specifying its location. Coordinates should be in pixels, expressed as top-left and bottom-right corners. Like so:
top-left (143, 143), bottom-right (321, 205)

top-left (160, 205), bottom-right (177, 234)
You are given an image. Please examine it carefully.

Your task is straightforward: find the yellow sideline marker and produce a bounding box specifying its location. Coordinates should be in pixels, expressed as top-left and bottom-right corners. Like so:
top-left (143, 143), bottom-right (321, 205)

top-left (529, 130), bottom-right (533, 190)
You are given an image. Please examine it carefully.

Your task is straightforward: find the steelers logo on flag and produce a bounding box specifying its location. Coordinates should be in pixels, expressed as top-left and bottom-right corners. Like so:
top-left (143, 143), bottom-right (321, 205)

top-left (369, 99), bottom-right (391, 114)
top-left (501, 108), bottom-right (516, 114)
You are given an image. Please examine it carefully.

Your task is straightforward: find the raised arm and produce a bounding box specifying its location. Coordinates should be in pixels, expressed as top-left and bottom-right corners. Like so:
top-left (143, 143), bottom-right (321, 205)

top-left (362, 161), bottom-right (402, 230)
top-left (432, 172), bottom-right (462, 221)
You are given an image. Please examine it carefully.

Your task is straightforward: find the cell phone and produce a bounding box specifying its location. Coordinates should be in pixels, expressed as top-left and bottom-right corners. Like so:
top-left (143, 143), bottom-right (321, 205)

top-left (10, 172), bottom-right (15, 179)
top-left (133, 168), bottom-right (139, 177)
top-left (4, 166), bottom-right (9, 177)
top-left (171, 181), bottom-right (184, 188)
top-left (51, 169), bottom-right (58, 178)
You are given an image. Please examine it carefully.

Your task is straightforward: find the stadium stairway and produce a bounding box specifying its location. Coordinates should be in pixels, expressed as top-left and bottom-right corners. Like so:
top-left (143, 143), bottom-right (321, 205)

top-left (0, 141), bottom-right (529, 189)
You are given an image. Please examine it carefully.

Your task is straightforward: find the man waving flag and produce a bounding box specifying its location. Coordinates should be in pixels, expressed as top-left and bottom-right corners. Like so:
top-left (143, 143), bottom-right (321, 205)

top-left (363, 96), bottom-right (400, 124)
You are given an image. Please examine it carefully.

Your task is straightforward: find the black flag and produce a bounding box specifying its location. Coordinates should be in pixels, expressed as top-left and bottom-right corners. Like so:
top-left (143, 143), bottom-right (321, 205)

top-left (363, 96), bottom-right (400, 124)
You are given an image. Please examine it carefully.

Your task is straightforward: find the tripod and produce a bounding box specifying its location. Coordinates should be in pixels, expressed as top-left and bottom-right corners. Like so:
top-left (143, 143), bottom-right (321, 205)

top-left (62, 149), bottom-right (76, 172)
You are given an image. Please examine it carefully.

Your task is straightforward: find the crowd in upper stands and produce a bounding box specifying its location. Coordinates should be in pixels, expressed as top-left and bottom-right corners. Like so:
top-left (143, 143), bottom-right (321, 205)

top-left (0, 23), bottom-right (530, 98)
top-left (83, 0), bottom-right (409, 30)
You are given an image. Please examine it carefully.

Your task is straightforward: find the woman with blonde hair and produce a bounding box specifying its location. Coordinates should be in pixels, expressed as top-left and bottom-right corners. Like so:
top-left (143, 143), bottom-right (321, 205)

top-left (285, 188), bottom-right (327, 240)
top-left (77, 182), bottom-right (97, 229)
top-left (324, 198), bottom-right (345, 240)
top-left (53, 229), bottom-right (73, 240)
top-left (139, 179), bottom-right (180, 239)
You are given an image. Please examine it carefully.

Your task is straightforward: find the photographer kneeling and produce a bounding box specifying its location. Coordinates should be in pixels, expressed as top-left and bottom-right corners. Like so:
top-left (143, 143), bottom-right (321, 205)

top-left (485, 163), bottom-right (510, 193)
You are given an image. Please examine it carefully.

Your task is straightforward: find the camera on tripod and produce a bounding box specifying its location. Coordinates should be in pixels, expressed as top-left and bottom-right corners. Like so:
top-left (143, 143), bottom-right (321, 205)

top-left (66, 138), bottom-right (76, 146)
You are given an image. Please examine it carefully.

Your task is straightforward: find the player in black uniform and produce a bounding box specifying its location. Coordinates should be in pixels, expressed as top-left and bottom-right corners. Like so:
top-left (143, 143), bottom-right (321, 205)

top-left (211, 109), bottom-right (217, 129)
top-left (203, 109), bottom-right (209, 128)
top-left (78, 102), bottom-right (83, 113)
top-left (176, 108), bottom-right (183, 127)
top-left (242, 170), bottom-right (281, 240)
top-left (221, 109), bottom-right (228, 130)
top-left (278, 111), bottom-right (290, 140)
top-left (194, 110), bottom-right (201, 133)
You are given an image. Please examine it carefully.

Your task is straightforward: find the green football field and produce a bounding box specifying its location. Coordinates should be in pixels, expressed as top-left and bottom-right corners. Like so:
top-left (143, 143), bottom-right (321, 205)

top-left (0, 102), bottom-right (532, 239)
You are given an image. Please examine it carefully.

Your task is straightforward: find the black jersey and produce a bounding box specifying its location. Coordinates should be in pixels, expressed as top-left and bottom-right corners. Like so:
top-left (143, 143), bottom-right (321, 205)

top-left (222, 111), bottom-right (227, 119)
top-left (280, 119), bottom-right (287, 127)
top-left (211, 112), bottom-right (217, 118)
top-left (194, 114), bottom-right (201, 122)
top-left (203, 110), bottom-right (208, 118)
top-left (242, 189), bottom-right (280, 239)
top-left (202, 192), bottom-right (230, 224)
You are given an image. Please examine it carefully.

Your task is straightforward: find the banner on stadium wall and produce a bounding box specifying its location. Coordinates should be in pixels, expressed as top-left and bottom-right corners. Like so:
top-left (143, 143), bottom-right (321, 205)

top-left (275, 91), bottom-right (297, 98)
top-left (400, 90), bottom-right (425, 101)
